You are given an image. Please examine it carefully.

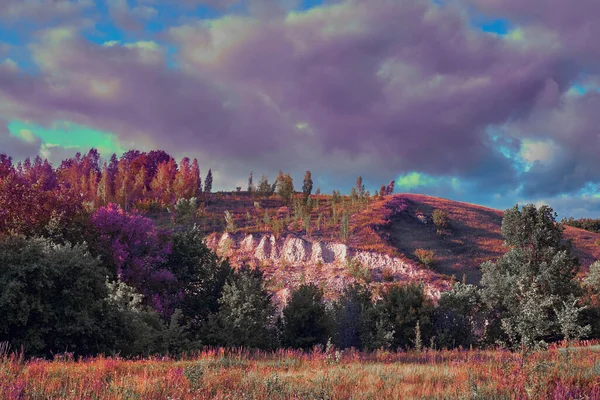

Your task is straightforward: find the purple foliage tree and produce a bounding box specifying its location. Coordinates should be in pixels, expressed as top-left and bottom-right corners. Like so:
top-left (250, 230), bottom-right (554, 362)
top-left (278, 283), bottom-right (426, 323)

top-left (89, 204), bottom-right (180, 316)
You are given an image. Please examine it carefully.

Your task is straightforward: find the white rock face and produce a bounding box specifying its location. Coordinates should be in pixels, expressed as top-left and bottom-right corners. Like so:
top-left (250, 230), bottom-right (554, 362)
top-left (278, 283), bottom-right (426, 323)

top-left (202, 232), bottom-right (449, 300)
top-left (254, 235), bottom-right (272, 260)
top-left (240, 234), bottom-right (256, 252)
top-left (282, 237), bottom-right (311, 264)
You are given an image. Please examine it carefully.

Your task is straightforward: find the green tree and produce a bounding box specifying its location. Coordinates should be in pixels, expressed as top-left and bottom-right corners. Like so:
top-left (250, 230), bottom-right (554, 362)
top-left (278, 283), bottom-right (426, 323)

top-left (0, 236), bottom-right (114, 357)
top-left (480, 204), bottom-right (583, 350)
top-left (432, 282), bottom-right (484, 349)
top-left (208, 266), bottom-right (276, 349)
top-left (163, 225), bottom-right (233, 336)
top-left (247, 171), bottom-right (254, 193)
top-left (331, 284), bottom-right (374, 350)
top-left (340, 212), bottom-right (350, 242)
top-left (204, 169), bottom-right (213, 193)
top-left (257, 174), bottom-right (271, 198)
top-left (585, 260), bottom-right (600, 290)
top-left (581, 261), bottom-right (600, 339)
top-left (281, 284), bottom-right (329, 349)
top-left (366, 284), bottom-right (433, 351)
top-left (355, 176), bottom-right (365, 198)
top-left (277, 172), bottom-right (295, 205)
top-left (302, 170), bottom-right (313, 202)
top-left (104, 278), bottom-right (173, 356)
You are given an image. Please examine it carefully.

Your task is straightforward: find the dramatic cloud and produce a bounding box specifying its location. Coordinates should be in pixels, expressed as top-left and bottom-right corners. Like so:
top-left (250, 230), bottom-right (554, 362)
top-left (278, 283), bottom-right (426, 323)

top-left (0, 119), bottom-right (42, 160)
top-left (0, 0), bottom-right (599, 216)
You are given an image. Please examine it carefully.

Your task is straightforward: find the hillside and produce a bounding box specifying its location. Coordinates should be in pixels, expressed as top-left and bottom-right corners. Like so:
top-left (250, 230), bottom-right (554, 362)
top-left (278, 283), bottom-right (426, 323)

top-left (386, 194), bottom-right (600, 283)
top-left (193, 192), bottom-right (600, 297)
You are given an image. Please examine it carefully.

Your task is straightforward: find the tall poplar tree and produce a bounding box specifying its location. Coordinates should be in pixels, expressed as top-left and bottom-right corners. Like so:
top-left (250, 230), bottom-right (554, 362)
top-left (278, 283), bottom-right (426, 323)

top-left (248, 171), bottom-right (254, 193)
top-left (191, 158), bottom-right (201, 198)
top-left (302, 170), bottom-right (313, 202)
top-left (204, 169), bottom-right (213, 193)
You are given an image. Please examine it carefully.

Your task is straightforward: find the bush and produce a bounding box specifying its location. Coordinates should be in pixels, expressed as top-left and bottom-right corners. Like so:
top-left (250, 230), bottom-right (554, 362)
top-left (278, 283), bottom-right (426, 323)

top-left (432, 209), bottom-right (450, 230)
top-left (414, 248), bottom-right (436, 267)
top-left (382, 267), bottom-right (395, 282)
top-left (345, 257), bottom-right (371, 283)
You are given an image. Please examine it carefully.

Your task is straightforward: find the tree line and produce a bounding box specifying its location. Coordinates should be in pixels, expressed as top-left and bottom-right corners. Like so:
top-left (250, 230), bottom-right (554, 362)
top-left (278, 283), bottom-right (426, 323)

top-left (1, 201), bottom-right (599, 358)
top-left (1, 149), bottom-right (599, 358)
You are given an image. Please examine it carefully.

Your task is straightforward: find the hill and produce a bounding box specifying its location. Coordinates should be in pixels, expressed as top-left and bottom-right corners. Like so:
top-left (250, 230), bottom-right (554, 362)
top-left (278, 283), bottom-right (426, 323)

top-left (385, 194), bottom-right (600, 283)
top-left (192, 192), bottom-right (600, 298)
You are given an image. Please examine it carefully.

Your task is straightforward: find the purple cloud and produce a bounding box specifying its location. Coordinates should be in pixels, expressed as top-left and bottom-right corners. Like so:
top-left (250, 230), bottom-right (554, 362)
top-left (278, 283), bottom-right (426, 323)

top-left (0, 119), bottom-right (42, 160)
top-left (0, 0), bottom-right (598, 214)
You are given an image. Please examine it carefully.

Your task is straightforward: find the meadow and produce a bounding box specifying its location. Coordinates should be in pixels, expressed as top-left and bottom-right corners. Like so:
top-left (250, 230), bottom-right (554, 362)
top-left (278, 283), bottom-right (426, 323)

top-left (2, 343), bottom-right (599, 399)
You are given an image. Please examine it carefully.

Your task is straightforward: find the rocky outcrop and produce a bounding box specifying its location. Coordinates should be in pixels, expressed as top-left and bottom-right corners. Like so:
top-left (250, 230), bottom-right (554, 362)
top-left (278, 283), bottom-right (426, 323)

top-left (203, 232), bottom-right (450, 301)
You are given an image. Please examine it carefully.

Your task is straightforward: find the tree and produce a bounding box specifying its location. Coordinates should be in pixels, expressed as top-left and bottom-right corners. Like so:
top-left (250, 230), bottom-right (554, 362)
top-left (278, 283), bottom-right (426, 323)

top-left (162, 225), bottom-right (233, 335)
top-left (88, 204), bottom-right (173, 315)
top-left (146, 150), bottom-right (174, 183)
top-left (0, 153), bottom-right (13, 180)
top-left (340, 212), bottom-right (350, 242)
top-left (277, 172), bottom-right (295, 205)
top-left (0, 170), bottom-right (83, 237)
top-left (96, 163), bottom-right (112, 206)
top-left (131, 166), bottom-right (148, 203)
top-left (107, 153), bottom-right (119, 197)
top-left (248, 171), bottom-right (254, 193)
top-left (386, 180), bottom-right (395, 196)
top-left (174, 157), bottom-right (194, 200)
top-left (115, 159), bottom-right (135, 210)
top-left (204, 169), bottom-right (213, 193)
top-left (208, 266), bottom-right (276, 349)
top-left (224, 210), bottom-right (236, 233)
top-left (257, 174), bottom-right (271, 198)
top-left (480, 204), bottom-right (584, 350)
top-left (355, 176), bottom-right (365, 197)
top-left (104, 278), bottom-right (173, 356)
top-left (581, 261), bottom-right (600, 339)
top-left (370, 283), bottom-right (433, 350)
top-left (191, 158), bottom-right (201, 198)
top-left (150, 159), bottom-right (177, 206)
top-left (432, 283), bottom-right (485, 349)
top-left (302, 170), bottom-right (313, 202)
top-left (281, 284), bottom-right (329, 349)
top-left (331, 284), bottom-right (374, 350)
top-left (0, 236), bottom-right (113, 357)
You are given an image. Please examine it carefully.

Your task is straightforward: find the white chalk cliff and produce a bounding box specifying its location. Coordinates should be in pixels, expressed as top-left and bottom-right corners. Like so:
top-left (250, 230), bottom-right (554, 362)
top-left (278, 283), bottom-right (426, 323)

top-left (203, 232), bottom-right (450, 304)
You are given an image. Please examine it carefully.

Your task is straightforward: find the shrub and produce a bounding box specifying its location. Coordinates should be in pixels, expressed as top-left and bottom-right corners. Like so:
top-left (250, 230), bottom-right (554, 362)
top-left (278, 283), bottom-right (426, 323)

top-left (345, 257), bottom-right (371, 283)
top-left (414, 248), bottom-right (436, 267)
top-left (224, 210), bottom-right (235, 232)
top-left (432, 209), bottom-right (450, 230)
top-left (382, 267), bottom-right (395, 282)
top-left (173, 197), bottom-right (198, 223)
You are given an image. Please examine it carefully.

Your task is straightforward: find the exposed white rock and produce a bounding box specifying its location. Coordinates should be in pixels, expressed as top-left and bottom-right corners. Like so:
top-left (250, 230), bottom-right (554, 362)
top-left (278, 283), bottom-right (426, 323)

top-left (240, 234), bottom-right (256, 252)
top-left (270, 235), bottom-right (281, 259)
top-left (203, 232), bottom-right (450, 299)
top-left (254, 235), bottom-right (272, 260)
top-left (282, 236), bottom-right (311, 264)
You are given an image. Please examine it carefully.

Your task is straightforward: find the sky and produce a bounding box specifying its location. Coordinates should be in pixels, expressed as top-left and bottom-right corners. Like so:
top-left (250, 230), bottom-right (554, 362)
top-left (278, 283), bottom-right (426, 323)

top-left (1, 0), bottom-right (600, 218)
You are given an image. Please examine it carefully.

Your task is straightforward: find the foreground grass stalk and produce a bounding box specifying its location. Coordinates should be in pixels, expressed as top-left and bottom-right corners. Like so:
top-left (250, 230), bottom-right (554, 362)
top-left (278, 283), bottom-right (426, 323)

top-left (1, 344), bottom-right (599, 399)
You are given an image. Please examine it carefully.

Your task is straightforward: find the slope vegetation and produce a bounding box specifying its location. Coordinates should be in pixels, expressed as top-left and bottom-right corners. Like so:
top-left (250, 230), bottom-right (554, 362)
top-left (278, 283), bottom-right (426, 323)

top-left (386, 194), bottom-right (600, 283)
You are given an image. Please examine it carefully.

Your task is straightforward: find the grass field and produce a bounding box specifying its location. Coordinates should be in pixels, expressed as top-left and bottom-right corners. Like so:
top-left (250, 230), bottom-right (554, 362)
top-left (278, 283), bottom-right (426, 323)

top-left (2, 344), bottom-right (599, 399)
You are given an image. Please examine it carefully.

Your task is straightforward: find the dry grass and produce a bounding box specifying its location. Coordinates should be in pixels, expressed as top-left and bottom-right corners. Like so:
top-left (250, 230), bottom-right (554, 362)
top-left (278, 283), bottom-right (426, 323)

top-left (2, 344), bottom-right (599, 399)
